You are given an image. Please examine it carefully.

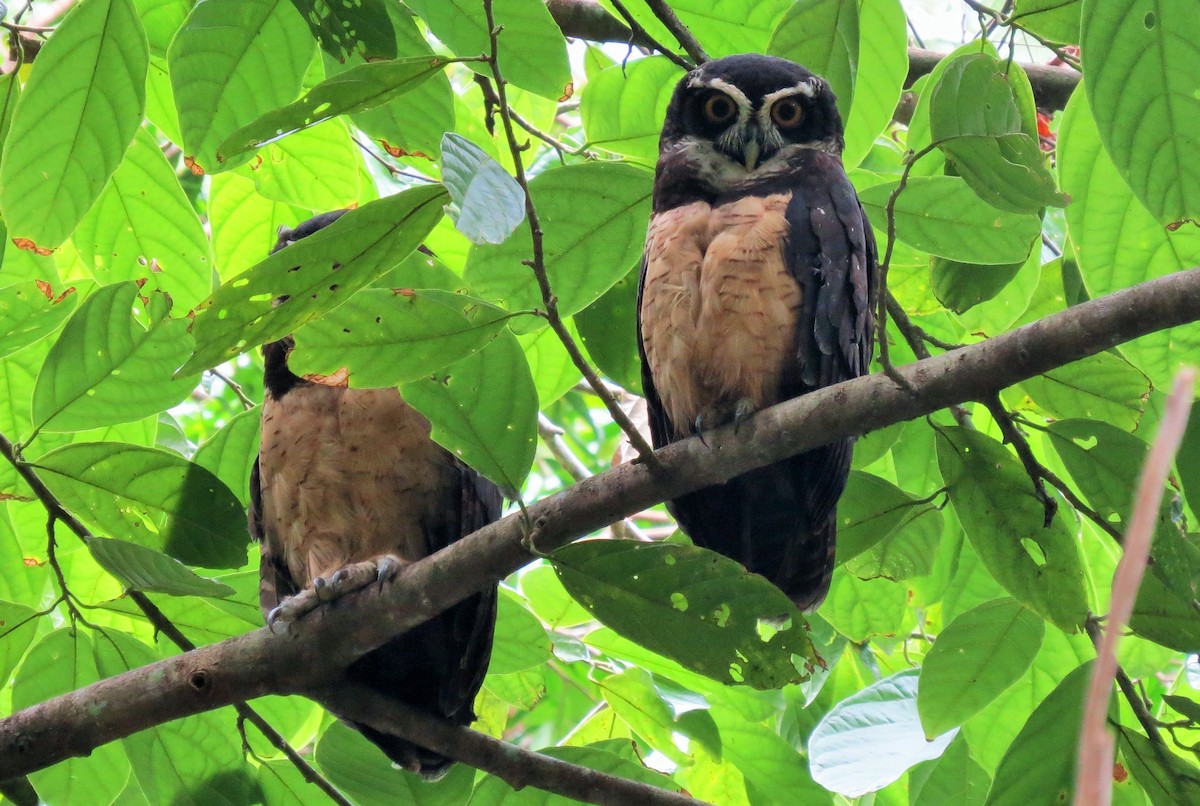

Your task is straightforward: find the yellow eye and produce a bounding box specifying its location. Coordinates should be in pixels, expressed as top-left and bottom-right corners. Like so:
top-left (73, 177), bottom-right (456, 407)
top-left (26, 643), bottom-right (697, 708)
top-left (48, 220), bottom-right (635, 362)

top-left (703, 93), bottom-right (737, 124)
top-left (771, 98), bottom-right (804, 127)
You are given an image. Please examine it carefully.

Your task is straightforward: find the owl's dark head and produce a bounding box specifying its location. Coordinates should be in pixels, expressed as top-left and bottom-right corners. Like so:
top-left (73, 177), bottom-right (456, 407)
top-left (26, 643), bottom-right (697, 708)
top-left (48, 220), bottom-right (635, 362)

top-left (657, 55), bottom-right (844, 196)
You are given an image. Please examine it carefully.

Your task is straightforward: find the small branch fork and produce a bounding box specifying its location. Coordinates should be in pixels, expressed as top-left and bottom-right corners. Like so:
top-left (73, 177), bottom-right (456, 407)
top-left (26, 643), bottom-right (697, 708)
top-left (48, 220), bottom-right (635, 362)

top-left (640, 0), bottom-right (707, 65)
top-left (607, 0), bottom-right (693, 70)
top-left (0, 433), bottom-right (354, 806)
top-left (1075, 369), bottom-right (1197, 806)
top-left (480, 1), bottom-right (660, 468)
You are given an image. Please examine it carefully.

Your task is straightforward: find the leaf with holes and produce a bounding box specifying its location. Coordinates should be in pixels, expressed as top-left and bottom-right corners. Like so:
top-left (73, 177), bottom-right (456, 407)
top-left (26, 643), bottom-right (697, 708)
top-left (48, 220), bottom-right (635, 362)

top-left (0, 0), bottom-right (147, 247)
top-left (440, 133), bottom-right (525, 245)
top-left (33, 282), bottom-right (201, 433)
top-left (169, 0), bottom-right (314, 173)
top-left (401, 332), bottom-right (536, 494)
top-left (551, 540), bottom-right (817, 690)
top-left (0, 281), bottom-right (78, 360)
top-left (918, 598), bottom-right (1045, 738)
top-left (937, 426), bottom-right (1088, 631)
top-left (288, 0), bottom-right (396, 61)
top-left (86, 536), bottom-right (236, 598)
top-left (289, 288), bottom-right (518, 387)
top-left (33, 442), bottom-right (248, 569)
top-left (217, 56), bottom-right (451, 162)
top-left (183, 184), bottom-right (447, 373)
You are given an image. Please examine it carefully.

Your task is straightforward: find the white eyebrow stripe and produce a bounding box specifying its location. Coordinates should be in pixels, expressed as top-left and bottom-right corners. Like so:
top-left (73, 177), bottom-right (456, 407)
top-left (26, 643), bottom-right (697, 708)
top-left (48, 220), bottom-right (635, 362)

top-left (689, 76), bottom-right (754, 126)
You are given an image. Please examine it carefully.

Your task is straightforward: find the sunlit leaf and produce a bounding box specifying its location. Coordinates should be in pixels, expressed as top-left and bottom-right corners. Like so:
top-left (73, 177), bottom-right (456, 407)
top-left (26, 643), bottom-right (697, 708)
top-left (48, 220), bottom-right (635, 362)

top-left (86, 536), bottom-right (236, 598)
top-left (1021, 352), bottom-right (1151, 431)
top-left (193, 407), bottom-right (261, 508)
top-left (440, 133), bottom-right (526, 245)
top-left (490, 590), bottom-right (551, 675)
top-left (0, 281), bottom-right (79, 360)
top-left (581, 57), bottom-right (683, 165)
top-left (0, 600), bottom-right (38, 684)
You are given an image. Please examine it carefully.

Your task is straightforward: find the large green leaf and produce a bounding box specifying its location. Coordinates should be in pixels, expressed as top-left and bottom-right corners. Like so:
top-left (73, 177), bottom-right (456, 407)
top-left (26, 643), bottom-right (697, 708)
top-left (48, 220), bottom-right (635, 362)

top-left (1081, 0), bottom-right (1200, 224)
top-left (598, 668), bottom-right (717, 766)
top-left (580, 57), bottom-right (683, 165)
top-left (86, 536), bottom-right (236, 598)
top-left (489, 591), bottom-right (552, 675)
top-left (809, 669), bottom-right (956, 797)
top-left (1117, 723), bottom-right (1200, 804)
top-left (0, 600), bottom-right (38, 685)
top-left (931, 257), bottom-right (1025, 314)
top-left (401, 331), bottom-right (536, 493)
top-left (551, 540), bottom-right (817, 690)
top-left (440, 133), bottom-right (526, 245)
top-left (288, 0), bottom-right (396, 61)
top-left (289, 289), bottom-right (516, 387)
top-left (858, 177), bottom-right (1040, 264)
top-left (464, 162), bottom-right (653, 333)
top-left (937, 427), bottom-right (1088, 631)
top-left (33, 282), bottom-right (201, 433)
top-left (918, 598), bottom-right (1045, 738)
top-left (834, 471), bottom-right (918, 563)
top-left (209, 172), bottom-right (312, 281)
top-left (1058, 88), bottom-right (1200, 386)
top-left (911, 735), bottom-right (991, 806)
top-left (0, 0), bottom-right (148, 248)
top-left (244, 118), bottom-right (363, 210)
top-left (672, 0), bottom-right (792, 56)
top-left (0, 282), bottom-right (79, 360)
top-left (13, 630), bottom-right (132, 805)
top-left (168, 0), bottom-right (314, 173)
top-left (1012, 0), bottom-right (1081, 43)
top-left (1021, 352), bottom-right (1151, 431)
top-left (184, 184), bottom-right (447, 373)
top-left (217, 56), bottom-right (453, 162)
top-left (193, 407), bottom-right (261, 508)
top-left (984, 661), bottom-right (1092, 805)
top-left (73, 127), bottom-right (214, 310)
top-left (33, 442), bottom-right (249, 569)
top-left (574, 266), bottom-right (642, 393)
top-left (1046, 419), bottom-right (1148, 525)
top-left (404, 0), bottom-right (571, 100)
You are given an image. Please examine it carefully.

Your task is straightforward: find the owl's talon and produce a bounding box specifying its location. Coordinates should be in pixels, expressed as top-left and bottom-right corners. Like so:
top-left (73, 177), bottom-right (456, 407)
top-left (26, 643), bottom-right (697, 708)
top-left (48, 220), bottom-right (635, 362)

top-left (694, 415), bottom-right (711, 448)
top-left (733, 398), bottom-right (756, 434)
top-left (376, 556), bottom-right (401, 583)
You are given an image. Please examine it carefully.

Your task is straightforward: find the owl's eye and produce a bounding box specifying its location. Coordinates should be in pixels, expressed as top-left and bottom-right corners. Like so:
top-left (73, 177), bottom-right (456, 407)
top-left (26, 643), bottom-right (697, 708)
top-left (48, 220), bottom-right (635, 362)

top-left (703, 93), bottom-right (737, 124)
top-left (771, 98), bottom-right (804, 128)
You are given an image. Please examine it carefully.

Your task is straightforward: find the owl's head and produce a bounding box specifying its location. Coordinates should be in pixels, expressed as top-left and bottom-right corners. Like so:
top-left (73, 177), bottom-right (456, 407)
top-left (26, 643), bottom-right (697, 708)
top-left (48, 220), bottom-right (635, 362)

top-left (658, 54), bottom-right (844, 182)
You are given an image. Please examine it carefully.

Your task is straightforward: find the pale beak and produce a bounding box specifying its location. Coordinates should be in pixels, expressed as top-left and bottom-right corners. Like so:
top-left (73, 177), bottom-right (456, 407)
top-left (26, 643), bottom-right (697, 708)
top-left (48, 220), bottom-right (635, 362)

top-left (743, 138), bottom-right (760, 171)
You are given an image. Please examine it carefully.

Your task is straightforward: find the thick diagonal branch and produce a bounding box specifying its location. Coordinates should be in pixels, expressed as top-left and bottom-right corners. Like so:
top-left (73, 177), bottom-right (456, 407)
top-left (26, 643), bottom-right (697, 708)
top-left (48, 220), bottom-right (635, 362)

top-left (3, 267), bottom-right (1200, 782)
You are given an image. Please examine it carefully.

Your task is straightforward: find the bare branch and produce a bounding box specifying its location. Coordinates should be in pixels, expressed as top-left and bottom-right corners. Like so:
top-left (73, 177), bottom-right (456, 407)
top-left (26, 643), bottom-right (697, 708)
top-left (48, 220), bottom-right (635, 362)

top-left (640, 0), bottom-right (707, 64)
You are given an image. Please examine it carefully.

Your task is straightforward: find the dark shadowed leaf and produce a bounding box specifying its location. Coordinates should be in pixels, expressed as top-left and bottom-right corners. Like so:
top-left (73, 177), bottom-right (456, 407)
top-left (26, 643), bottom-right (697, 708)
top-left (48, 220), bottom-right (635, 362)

top-left (575, 266), bottom-right (643, 393)
top-left (33, 442), bottom-right (249, 569)
top-left (183, 184), bottom-right (447, 372)
top-left (551, 540), bottom-right (817, 690)
top-left (288, 0), bottom-right (397, 62)
top-left (810, 669), bottom-right (956, 797)
top-left (931, 257), bottom-right (1025, 314)
top-left (86, 536), bottom-right (236, 598)
top-left (1117, 723), bottom-right (1200, 803)
top-left (918, 598), bottom-right (1044, 738)
top-left (440, 133), bottom-right (526, 244)
top-left (834, 471), bottom-right (918, 563)
top-left (193, 407), bottom-right (261, 508)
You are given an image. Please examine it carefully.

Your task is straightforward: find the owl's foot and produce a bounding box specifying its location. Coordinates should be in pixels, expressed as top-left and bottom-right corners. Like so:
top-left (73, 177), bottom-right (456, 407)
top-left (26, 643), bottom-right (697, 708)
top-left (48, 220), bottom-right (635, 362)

top-left (693, 398), bottom-right (756, 445)
top-left (732, 397), bottom-right (755, 434)
top-left (267, 555), bottom-right (404, 632)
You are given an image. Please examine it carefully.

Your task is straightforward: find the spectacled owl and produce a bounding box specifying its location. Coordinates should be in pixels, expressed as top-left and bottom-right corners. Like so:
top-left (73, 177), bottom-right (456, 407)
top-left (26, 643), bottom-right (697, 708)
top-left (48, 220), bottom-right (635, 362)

top-left (249, 212), bottom-right (500, 777)
top-left (637, 54), bottom-right (876, 610)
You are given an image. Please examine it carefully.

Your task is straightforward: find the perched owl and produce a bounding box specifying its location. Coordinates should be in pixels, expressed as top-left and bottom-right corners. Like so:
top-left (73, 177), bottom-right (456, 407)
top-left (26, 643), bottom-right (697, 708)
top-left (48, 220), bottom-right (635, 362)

top-left (637, 54), bottom-right (876, 610)
top-left (249, 212), bottom-right (500, 777)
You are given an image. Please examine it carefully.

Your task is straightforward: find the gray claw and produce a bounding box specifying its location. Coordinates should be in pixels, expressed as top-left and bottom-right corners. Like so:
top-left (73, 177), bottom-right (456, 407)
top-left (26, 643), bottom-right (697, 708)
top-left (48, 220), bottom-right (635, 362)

top-left (694, 415), bottom-right (710, 448)
top-left (733, 398), bottom-right (755, 434)
top-left (376, 556), bottom-right (400, 583)
top-left (313, 576), bottom-right (335, 601)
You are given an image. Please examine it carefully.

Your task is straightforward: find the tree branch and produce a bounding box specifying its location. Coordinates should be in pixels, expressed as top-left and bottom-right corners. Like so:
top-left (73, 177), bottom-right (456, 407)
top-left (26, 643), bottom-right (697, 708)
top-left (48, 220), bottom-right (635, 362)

top-left (4, 267), bottom-right (1200, 781)
top-left (640, 0), bottom-right (707, 64)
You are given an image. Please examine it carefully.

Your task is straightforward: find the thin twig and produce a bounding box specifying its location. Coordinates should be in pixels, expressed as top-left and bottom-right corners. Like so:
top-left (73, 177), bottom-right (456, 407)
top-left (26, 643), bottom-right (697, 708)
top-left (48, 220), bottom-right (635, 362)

top-left (962, 0), bottom-right (1082, 70)
top-left (473, 76), bottom-right (594, 164)
top-left (481, 0), bottom-right (660, 468)
top-left (1075, 369), bottom-right (1196, 806)
top-left (607, 0), bottom-right (693, 70)
top-left (0, 432), bottom-right (352, 806)
top-left (640, 0), bottom-right (707, 64)
top-left (208, 369), bottom-right (256, 412)
top-left (984, 395), bottom-right (1057, 526)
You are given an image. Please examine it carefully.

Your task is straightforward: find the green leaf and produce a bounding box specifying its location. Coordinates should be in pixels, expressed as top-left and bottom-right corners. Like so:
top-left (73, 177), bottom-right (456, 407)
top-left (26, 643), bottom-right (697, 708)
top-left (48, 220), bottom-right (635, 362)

top-left (834, 471), bottom-right (921, 564)
top-left (184, 184), bottom-right (447, 373)
top-left (846, 504), bottom-right (942, 582)
top-left (217, 56), bottom-right (452, 162)
top-left (86, 536), bottom-right (236, 598)
top-left (768, 0), bottom-right (860, 118)
top-left (13, 629), bottom-right (132, 805)
top-left (580, 57), bottom-right (683, 165)
top-left (259, 759), bottom-right (331, 806)
top-left (1082, 0), bottom-right (1200, 224)
top-left (517, 325), bottom-right (581, 407)
top-left (821, 570), bottom-right (908, 641)
top-left (73, 127), bottom-right (215, 311)
top-left (288, 0), bottom-right (397, 61)
top-left (440, 133), bottom-right (525, 245)
top-left (193, 407), bottom-right (261, 508)
top-left (168, 0), bottom-right (314, 173)
top-left (1012, 0), bottom-right (1081, 43)
top-left (1117, 723), bottom-right (1200, 804)
top-left (0, 281), bottom-right (79, 359)
top-left (0, 0), bottom-right (148, 248)
top-left (210, 172), bottom-right (312, 281)
top-left (1058, 88), bottom-right (1200, 386)
top-left (289, 288), bottom-right (516, 387)
top-left (858, 177), bottom-right (1040, 263)
top-left (33, 282), bottom-right (201, 433)
top-left (315, 721), bottom-right (476, 805)
top-left (244, 118), bottom-right (363, 210)
top-left (1022, 352), bottom-right (1151, 430)
top-left (93, 630), bottom-right (253, 806)
top-left (575, 266), bottom-right (642, 393)
top-left (33, 442), bottom-right (249, 569)
top-left (930, 52), bottom-right (1025, 138)
top-left (598, 668), bottom-right (701, 765)
top-left (401, 331), bottom-right (536, 493)
top-left (464, 162), bottom-right (653, 333)
top-left (551, 540), bottom-right (817, 690)
top-left (404, 0), bottom-right (571, 101)
top-left (918, 597), bottom-right (1045, 738)
top-left (1046, 419), bottom-right (1149, 525)
top-left (932, 257), bottom-right (1025, 314)
top-left (946, 134), bottom-right (1068, 213)
top-left (809, 669), bottom-right (956, 797)
top-left (0, 600), bottom-right (38, 684)
top-left (675, 0), bottom-right (791, 56)
top-left (490, 591), bottom-right (551, 674)
top-left (984, 661), bottom-right (1092, 805)
top-left (937, 426), bottom-right (1088, 631)
top-left (912, 735), bottom-right (991, 806)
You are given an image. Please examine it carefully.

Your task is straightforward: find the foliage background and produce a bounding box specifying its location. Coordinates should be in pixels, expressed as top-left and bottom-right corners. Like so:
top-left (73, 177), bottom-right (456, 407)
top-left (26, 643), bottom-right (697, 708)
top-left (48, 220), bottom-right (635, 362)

top-left (1, 0), bottom-right (1200, 804)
